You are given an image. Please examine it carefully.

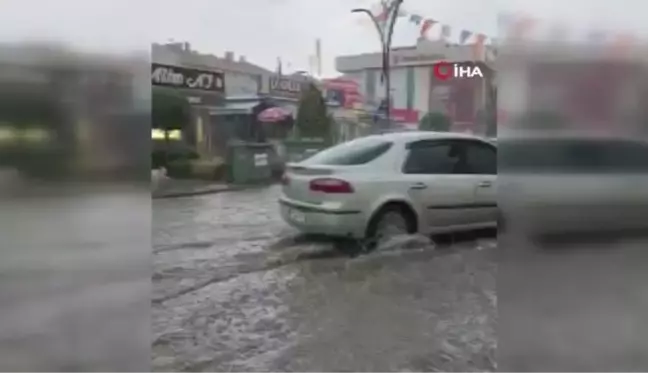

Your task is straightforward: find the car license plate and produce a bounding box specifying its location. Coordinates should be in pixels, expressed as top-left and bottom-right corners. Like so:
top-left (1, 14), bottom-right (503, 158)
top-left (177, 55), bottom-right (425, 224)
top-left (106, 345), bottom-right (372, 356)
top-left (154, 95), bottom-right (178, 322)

top-left (288, 208), bottom-right (306, 224)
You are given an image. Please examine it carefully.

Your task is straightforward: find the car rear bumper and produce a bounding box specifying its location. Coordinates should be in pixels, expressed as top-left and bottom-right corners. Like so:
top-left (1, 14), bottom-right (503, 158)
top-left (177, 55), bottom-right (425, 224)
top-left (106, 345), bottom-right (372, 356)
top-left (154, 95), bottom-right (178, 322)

top-left (279, 197), bottom-right (365, 238)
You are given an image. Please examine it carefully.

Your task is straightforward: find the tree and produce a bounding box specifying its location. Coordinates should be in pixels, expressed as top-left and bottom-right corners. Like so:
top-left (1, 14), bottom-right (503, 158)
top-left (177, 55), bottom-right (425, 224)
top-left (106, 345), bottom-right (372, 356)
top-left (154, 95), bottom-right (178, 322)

top-left (419, 112), bottom-right (451, 132)
top-left (295, 83), bottom-right (331, 140)
top-left (152, 89), bottom-right (191, 167)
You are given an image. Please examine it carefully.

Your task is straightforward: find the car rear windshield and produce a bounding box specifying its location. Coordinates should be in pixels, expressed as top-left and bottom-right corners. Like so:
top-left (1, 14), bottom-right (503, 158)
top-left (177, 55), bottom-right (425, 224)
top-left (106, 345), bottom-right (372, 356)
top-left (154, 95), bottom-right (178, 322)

top-left (301, 137), bottom-right (393, 166)
top-left (498, 138), bottom-right (648, 173)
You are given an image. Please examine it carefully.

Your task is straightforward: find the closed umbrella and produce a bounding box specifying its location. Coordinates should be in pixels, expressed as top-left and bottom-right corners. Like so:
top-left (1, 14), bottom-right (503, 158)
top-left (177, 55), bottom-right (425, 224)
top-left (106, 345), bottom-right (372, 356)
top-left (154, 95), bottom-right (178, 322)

top-left (258, 106), bottom-right (291, 123)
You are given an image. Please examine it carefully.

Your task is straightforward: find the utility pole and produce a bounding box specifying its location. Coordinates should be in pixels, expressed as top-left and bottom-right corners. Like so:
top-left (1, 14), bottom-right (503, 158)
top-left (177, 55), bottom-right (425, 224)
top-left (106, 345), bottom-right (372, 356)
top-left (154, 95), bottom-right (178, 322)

top-left (352, 0), bottom-right (404, 130)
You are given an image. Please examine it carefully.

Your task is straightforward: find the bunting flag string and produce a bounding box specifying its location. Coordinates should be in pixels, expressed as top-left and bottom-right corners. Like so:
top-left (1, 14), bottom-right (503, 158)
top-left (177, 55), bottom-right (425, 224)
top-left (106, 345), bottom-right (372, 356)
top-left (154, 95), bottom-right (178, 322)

top-left (356, 3), bottom-right (642, 60)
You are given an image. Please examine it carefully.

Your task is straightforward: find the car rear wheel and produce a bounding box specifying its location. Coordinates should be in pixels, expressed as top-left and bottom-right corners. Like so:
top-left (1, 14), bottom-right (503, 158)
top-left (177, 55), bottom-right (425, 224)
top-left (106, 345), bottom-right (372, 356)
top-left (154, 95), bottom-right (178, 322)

top-left (365, 205), bottom-right (416, 251)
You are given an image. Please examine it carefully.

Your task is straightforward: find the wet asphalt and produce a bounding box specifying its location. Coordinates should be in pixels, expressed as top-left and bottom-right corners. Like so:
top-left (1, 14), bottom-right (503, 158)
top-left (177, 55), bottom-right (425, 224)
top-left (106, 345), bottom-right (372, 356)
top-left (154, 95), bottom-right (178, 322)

top-left (152, 186), bottom-right (497, 372)
top-left (0, 184), bottom-right (643, 371)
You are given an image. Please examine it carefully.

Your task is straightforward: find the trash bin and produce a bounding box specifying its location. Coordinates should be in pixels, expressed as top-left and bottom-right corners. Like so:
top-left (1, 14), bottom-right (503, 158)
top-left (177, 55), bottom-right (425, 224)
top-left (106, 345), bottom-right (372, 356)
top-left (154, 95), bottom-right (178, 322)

top-left (283, 138), bottom-right (329, 163)
top-left (226, 141), bottom-right (274, 184)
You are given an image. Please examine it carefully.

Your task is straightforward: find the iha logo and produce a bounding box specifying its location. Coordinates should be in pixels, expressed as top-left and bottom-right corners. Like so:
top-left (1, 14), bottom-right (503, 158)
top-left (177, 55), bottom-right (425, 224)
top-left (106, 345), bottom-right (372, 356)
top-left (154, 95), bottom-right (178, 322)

top-left (433, 61), bottom-right (484, 81)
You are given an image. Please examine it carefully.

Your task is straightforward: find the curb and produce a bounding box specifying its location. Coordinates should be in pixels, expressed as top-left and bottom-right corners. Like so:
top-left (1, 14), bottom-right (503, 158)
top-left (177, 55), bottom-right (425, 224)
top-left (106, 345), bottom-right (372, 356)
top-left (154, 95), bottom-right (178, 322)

top-left (152, 183), bottom-right (277, 199)
top-left (153, 186), bottom-right (240, 199)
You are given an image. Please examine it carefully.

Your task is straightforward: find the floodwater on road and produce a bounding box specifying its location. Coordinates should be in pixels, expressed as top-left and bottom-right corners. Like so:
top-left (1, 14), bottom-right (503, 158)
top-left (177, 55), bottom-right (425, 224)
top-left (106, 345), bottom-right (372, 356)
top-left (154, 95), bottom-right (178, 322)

top-left (152, 186), bottom-right (497, 372)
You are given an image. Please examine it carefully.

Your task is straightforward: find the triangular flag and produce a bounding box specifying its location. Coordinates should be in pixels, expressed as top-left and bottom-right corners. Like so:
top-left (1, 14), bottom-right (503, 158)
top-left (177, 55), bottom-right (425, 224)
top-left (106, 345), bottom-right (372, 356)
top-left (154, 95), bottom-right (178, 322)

top-left (420, 19), bottom-right (436, 38)
top-left (472, 33), bottom-right (487, 61)
top-left (409, 14), bottom-right (422, 25)
top-left (440, 25), bottom-right (451, 40)
top-left (460, 30), bottom-right (473, 44)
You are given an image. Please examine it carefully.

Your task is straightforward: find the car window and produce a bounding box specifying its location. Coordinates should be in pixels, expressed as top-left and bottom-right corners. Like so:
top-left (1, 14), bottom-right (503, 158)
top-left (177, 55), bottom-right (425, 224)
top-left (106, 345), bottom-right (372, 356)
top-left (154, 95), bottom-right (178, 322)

top-left (463, 142), bottom-right (497, 174)
top-left (301, 137), bottom-right (393, 166)
top-left (402, 142), bottom-right (461, 174)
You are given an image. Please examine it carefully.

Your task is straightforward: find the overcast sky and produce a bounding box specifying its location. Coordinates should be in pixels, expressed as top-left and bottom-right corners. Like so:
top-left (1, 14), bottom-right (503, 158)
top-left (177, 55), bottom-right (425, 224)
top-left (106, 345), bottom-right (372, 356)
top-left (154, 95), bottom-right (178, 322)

top-left (1, 0), bottom-right (647, 77)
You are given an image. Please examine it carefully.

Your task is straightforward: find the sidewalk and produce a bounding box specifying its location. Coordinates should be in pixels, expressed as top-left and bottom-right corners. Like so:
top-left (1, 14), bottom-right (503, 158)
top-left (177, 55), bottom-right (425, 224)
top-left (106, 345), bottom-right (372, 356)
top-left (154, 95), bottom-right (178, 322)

top-left (152, 178), bottom-right (241, 199)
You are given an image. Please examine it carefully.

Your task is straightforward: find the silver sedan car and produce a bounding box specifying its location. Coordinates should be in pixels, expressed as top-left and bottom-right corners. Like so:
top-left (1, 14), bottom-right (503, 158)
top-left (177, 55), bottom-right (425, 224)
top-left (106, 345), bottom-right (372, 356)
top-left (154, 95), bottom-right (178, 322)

top-left (279, 131), bottom-right (497, 245)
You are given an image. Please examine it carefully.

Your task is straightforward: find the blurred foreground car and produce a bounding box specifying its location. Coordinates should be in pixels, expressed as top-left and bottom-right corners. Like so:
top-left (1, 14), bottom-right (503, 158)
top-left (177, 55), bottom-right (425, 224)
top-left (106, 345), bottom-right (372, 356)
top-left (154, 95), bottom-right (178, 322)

top-left (498, 133), bottom-right (648, 236)
top-left (279, 132), bottom-right (497, 246)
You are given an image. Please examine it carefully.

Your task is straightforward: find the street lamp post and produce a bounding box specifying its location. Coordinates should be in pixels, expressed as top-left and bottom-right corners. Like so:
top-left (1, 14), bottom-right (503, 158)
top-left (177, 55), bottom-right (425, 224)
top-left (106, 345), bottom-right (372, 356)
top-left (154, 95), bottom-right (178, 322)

top-left (352, 0), bottom-right (404, 129)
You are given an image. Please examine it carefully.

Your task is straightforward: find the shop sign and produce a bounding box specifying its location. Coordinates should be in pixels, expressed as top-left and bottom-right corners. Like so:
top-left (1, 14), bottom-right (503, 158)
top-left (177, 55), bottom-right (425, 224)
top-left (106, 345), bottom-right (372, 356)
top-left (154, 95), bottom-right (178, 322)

top-left (268, 76), bottom-right (306, 99)
top-left (151, 63), bottom-right (224, 93)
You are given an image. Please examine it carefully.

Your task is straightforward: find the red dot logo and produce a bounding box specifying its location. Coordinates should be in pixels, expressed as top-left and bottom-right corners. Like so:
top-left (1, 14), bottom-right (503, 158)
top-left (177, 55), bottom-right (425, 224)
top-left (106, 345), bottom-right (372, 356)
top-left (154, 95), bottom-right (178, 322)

top-left (433, 61), bottom-right (453, 81)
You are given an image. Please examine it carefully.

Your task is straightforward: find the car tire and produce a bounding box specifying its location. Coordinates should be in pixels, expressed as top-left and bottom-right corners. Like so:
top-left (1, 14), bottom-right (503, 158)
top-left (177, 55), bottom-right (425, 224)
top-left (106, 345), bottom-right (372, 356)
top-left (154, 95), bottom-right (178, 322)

top-left (365, 204), bottom-right (417, 251)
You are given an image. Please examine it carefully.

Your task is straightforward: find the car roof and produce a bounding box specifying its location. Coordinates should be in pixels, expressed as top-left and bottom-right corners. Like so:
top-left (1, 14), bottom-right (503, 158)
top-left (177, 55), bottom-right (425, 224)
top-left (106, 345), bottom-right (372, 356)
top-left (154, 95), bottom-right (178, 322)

top-left (369, 131), bottom-right (488, 143)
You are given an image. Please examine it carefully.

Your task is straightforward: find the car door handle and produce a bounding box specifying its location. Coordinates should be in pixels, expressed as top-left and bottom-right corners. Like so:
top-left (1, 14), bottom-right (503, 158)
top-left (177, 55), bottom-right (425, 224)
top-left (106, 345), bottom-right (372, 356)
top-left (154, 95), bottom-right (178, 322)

top-left (410, 182), bottom-right (427, 190)
top-left (478, 181), bottom-right (492, 188)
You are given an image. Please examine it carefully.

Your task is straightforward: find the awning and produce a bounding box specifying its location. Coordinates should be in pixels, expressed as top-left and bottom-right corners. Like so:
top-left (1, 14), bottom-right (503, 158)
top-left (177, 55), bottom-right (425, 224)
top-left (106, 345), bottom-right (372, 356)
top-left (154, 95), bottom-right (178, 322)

top-left (209, 101), bottom-right (259, 115)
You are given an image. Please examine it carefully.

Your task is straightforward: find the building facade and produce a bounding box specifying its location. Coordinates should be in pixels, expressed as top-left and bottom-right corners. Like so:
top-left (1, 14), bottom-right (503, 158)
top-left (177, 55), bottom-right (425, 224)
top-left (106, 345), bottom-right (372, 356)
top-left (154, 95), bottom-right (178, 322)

top-left (152, 42), bottom-right (346, 159)
top-left (336, 39), bottom-right (494, 133)
top-left (152, 43), bottom-right (274, 156)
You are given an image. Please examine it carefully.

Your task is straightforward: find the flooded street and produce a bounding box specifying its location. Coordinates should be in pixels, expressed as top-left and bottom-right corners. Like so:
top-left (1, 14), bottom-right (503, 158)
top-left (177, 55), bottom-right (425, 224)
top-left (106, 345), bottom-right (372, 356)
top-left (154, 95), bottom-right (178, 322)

top-left (152, 186), bottom-right (497, 372)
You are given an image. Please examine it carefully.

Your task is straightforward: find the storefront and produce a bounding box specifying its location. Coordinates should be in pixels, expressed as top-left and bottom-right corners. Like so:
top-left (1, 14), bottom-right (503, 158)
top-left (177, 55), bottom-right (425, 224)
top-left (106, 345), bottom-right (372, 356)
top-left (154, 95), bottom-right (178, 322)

top-left (264, 75), bottom-right (310, 112)
top-left (336, 39), bottom-right (495, 133)
top-left (151, 63), bottom-right (226, 156)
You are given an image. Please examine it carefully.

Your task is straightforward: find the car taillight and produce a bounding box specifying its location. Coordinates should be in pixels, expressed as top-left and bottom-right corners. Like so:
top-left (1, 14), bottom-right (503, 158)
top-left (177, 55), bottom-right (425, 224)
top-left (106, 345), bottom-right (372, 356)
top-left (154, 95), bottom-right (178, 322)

top-left (309, 178), bottom-right (354, 193)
